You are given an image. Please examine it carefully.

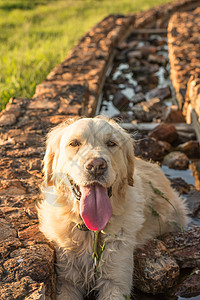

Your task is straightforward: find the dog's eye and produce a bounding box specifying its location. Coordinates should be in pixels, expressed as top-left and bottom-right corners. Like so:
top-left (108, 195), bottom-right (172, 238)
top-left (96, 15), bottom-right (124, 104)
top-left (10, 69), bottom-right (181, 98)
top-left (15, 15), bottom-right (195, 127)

top-left (69, 140), bottom-right (81, 147)
top-left (106, 140), bottom-right (116, 147)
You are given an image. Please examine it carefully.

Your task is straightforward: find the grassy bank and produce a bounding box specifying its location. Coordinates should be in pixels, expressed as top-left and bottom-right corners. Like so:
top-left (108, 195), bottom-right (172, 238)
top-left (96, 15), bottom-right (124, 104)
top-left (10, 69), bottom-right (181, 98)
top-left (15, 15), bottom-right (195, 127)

top-left (0, 0), bottom-right (172, 110)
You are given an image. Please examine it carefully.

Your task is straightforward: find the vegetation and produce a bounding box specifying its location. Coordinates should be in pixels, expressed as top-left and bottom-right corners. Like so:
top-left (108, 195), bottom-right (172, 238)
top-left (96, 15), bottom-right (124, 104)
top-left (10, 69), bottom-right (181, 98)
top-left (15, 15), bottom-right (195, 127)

top-left (149, 181), bottom-right (183, 232)
top-left (0, 0), bottom-right (172, 110)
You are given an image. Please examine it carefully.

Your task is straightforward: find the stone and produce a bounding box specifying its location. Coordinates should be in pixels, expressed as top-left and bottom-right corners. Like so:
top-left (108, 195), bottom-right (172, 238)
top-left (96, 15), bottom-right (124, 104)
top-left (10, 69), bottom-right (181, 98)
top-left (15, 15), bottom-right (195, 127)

top-left (177, 140), bottom-right (200, 158)
top-left (162, 105), bottom-right (185, 123)
top-left (114, 50), bottom-right (126, 62)
top-left (0, 180), bottom-right (26, 195)
top-left (134, 137), bottom-right (166, 161)
top-left (137, 74), bottom-right (158, 89)
top-left (146, 86), bottom-right (172, 101)
top-left (161, 227), bottom-right (200, 269)
top-left (1, 207), bottom-right (34, 231)
top-left (112, 91), bottom-right (130, 110)
top-left (0, 158), bottom-right (17, 179)
top-left (162, 151), bottom-right (189, 170)
top-left (1, 194), bottom-right (40, 209)
top-left (0, 237), bottom-right (22, 259)
top-left (0, 219), bottom-right (17, 241)
top-left (168, 8), bottom-right (200, 112)
top-left (0, 113), bottom-right (16, 126)
top-left (34, 81), bottom-right (63, 98)
top-left (132, 64), bottom-right (159, 76)
top-left (148, 54), bottom-right (167, 65)
top-left (158, 140), bottom-right (172, 153)
top-left (131, 93), bottom-right (146, 104)
top-left (0, 276), bottom-right (45, 300)
top-left (184, 76), bottom-right (200, 125)
top-left (186, 190), bottom-right (200, 218)
top-left (29, 159), bottom-right (42, 171)
top-left (18, 224), bottom-right (47, 245)
top-left (5, 103), bottom-right (21, 118)
top-left (135, 85), bottom-right (142, 93)
top-left (4, 130), bottom-right (44, 147)
top-left (49, 114), bottom-right (71, 124)
top-left (6, 147), bottom-right (45, 158)
top-left (169, 269), bottom-right (200, 298)
top-left (113, 74), bottom-right (128, 85)
top-left (56, 83), bottom-right (88, 104)
top-left (128, 57), bottom-right (140, 67)
top-left (127, 50), bottom-right (142, 60)
top-left (177, 131), bottom-right (196, 145)
top-left (58, 102), bottom-right (82, 115)
top-left (112, 113), bottom-right (133, 123)
top-left (149, 123), bottom-right (178, 144)
top-left (132, 98), bottom-right (166, 122)
top-left (134, 239), bottom-right (180, 294)
top-left (28, 98), bottom-right (58, 110)
top-left (25, 206), bottom-right (38, 220)
top-left (169, 177), bottom-right (192, 195)
top-left (126, 40), bottom-right (138, 49)
top-left (0, 265), bottom-right (4, 281)
top-left (189, 160), bottom-right (200, 191)
top-left (3, 244), bottom-right (54, 283)
top-left (26, 285), bottom-right (45, 300)
top-left (140, 45), bottom-right (157, 57)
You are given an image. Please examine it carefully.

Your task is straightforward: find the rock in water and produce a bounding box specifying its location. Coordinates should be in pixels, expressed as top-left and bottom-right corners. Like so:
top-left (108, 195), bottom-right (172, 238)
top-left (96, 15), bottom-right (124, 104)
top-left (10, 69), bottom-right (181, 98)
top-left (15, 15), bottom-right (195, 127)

top-left (112, 91), bottom-right (130, 110)
top-left (162, 151), bottom-right (189, 170)
top-left (149, 123), bottom-right (178, 144)
top-left (177, 140), bottom-right (200, 158)
top-left (134, 239), bottom-right (180, 294)
top-left (161, 227), bottom-right (200, 269)
top-left (132, 98), bottom-right (166, 122)
top-left (146, 86), bottom-right (171, 101)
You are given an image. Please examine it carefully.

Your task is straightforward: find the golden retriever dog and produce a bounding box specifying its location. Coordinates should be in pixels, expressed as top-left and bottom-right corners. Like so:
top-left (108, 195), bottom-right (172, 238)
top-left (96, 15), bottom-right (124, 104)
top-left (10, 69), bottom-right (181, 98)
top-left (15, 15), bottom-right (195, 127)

top-left (38, 116), bottom-right (188, 300)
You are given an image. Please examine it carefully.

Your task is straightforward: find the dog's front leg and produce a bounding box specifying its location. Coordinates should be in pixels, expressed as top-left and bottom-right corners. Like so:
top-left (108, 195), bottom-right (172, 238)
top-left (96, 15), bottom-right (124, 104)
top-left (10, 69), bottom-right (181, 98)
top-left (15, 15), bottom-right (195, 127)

top-left (96, 241), bottom-right (134, 300)
top-left (56, 278), bottom-right (84, 300)
top-left (55, 253), bottom-right (85, 300)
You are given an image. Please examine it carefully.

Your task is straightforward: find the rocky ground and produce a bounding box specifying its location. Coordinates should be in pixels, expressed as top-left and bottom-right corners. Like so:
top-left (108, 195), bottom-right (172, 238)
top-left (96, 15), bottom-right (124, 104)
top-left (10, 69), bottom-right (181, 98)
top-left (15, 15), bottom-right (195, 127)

top-left (100, 19), bottom-right (200, 300)
top-left (168, 7), bottom-right (200, 142)
top-left (0, 0), bottom-right (200, 299)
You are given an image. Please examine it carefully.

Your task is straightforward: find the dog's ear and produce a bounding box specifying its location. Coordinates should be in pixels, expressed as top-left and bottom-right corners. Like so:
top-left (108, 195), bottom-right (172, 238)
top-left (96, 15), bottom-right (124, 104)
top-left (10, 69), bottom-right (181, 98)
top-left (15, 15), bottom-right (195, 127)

top-left (43, 119), bottom-right (77, 186)
top-left (43, 128), bottom-right (61, 186)
top-left (43, 117), bottom-right (86, 185)
top-left (125, 135), bottom-right (134, 186)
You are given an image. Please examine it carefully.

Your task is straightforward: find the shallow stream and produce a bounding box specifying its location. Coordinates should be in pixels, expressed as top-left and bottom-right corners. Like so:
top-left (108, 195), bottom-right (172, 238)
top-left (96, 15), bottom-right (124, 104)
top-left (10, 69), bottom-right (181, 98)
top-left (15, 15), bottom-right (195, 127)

top-left (100, 32), bottom-right (200, 197)
top-left (99, 31), bottom-right (200, 300)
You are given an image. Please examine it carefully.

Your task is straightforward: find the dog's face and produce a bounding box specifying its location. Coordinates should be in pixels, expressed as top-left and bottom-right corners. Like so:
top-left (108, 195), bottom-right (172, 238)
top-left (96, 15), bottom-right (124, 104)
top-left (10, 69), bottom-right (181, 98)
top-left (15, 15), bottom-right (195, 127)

top-left (43, 117), bottom-right (134, 231)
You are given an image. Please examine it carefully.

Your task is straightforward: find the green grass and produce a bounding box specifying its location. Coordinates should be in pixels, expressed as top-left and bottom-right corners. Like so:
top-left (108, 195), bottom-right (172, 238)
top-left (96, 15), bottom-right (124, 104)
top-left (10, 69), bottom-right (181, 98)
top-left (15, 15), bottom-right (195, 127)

top-left (0, 0), bottom-right (172, 110)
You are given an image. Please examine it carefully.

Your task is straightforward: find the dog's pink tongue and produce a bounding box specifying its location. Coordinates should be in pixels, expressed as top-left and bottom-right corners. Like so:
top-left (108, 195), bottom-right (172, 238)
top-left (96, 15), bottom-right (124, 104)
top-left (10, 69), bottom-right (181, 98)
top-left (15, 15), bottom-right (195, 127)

top-left (80, 184), bottom-right (112, 231)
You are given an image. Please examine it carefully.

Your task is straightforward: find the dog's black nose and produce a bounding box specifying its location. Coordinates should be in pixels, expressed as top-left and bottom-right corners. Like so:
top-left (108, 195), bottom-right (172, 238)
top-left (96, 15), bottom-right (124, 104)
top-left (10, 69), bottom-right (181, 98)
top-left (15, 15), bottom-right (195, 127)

top-left (85, 158), bottom-right (107, 176)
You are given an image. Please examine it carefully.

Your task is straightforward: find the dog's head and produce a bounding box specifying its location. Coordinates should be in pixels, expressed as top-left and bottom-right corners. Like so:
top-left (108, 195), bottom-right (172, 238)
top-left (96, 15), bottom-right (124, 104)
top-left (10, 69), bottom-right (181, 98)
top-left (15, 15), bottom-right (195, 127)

top-left (43, 116), bottom-right (134, 231)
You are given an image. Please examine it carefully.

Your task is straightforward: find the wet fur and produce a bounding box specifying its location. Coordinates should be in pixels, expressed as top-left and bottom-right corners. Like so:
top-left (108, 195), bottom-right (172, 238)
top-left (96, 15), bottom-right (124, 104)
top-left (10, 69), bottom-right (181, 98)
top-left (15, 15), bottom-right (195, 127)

top-left (38, 116), bottom-right (189, 300)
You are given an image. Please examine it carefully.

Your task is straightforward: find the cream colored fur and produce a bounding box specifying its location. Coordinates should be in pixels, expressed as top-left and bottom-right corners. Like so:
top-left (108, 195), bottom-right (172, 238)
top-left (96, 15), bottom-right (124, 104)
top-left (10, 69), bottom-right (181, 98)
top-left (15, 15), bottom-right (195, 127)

top-left (38, 116), bottom-right (189, 300)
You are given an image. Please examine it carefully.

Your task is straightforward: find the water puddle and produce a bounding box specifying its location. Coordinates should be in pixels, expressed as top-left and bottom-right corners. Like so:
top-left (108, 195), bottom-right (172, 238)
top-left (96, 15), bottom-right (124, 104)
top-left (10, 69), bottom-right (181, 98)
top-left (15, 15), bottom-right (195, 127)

top-left (162, 164), bottom-right (195, 186)
top-left (179, 297), bottom-right (200, 300)
top-left (100, 100), bottom-right (120, 116)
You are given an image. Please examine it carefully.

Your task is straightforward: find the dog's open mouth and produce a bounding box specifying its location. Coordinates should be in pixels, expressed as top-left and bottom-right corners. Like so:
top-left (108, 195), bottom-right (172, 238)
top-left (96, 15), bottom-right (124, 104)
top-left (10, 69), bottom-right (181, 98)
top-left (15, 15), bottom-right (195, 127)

top-left (69, 178), bottom-right (112, 201)
top-left (69, 179), bottom-right (82, 201)
top-left (68, 177), bottom-right (113, 231)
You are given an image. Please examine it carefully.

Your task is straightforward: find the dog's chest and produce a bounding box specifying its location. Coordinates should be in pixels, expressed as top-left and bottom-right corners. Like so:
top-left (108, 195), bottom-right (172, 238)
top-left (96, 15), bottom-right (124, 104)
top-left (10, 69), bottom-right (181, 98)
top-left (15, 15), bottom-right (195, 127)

top-left (56, 232), bottom-right (101, 288)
